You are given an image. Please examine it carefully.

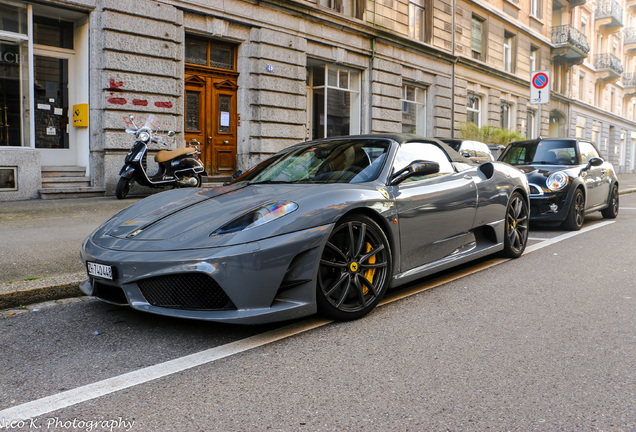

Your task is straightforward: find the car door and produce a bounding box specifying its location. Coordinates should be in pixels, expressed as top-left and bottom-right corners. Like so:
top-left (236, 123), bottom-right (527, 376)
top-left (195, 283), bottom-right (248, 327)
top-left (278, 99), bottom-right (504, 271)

top-left (393, 142), bottom-right (478, 272)
top-left (578, 141), bottom-right (610, 208)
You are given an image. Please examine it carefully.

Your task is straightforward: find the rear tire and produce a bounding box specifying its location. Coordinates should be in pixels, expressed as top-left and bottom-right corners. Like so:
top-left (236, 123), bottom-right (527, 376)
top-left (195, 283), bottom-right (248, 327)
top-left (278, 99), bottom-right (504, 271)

top-left (115, 177), bottom-right (134, 199)
top-left (601, 184), bottom-right (619, 219)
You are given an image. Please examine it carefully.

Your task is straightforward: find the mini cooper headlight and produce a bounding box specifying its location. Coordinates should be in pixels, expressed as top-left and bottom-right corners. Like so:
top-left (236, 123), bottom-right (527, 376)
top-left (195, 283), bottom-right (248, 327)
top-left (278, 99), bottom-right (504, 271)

top-left (214, 201), bottom-right (299, 235)
top-left (547, 171), bottom-right (569, 191)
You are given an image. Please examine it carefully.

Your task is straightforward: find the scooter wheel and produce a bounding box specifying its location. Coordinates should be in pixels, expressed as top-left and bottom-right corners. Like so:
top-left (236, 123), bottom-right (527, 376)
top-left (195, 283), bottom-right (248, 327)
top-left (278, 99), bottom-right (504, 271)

top-left (115, 177), bottom-right (134, 199)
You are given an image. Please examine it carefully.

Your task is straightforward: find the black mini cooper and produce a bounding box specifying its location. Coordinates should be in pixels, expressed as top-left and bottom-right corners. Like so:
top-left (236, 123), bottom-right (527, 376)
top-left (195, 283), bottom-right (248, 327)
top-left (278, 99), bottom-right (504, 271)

top-left (498, 138), bottom-right (619, 230)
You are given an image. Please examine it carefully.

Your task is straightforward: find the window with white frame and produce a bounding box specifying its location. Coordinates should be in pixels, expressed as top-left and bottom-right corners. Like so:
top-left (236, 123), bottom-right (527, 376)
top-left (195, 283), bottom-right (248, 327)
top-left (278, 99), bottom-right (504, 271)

top-left (307, 62), bottom-right (361, 140)
top-left (503, 32), bottom-right (514, 72)
top-left (467, 92), bottom-right (481, 126)
top-left (317, 0), bottom-right (365, 19)
top-left (530, 46), bottom-right (539, 72)
top-left (471, 16), bottom-right (485, 61)
top-left (531, 0), bottom-right (541, 19)
top-left (0, 3), bottom-right (30, 147)
top-left (402, 83), bottom-right (427, 134)
top-left (409, 0), bottom-right (428, 42)
top-left (500, 101), bottom-right (511, 129)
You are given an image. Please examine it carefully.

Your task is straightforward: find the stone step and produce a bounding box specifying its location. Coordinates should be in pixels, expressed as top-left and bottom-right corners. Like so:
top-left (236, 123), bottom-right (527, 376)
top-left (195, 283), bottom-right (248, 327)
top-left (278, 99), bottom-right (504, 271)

top-left (39, 186), bottom-right (106, 200)
top-left (41, 176), bottom-right (91, 188)
top-left (41, 166), bottom-right (87, 178)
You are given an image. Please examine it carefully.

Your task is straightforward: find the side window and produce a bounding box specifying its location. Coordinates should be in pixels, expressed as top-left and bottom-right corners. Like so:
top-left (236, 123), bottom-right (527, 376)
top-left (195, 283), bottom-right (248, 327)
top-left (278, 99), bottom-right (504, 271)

top-left (474, 142), bottom-right (491, 159)
top-left (460, 142), bottom-right (475, 157)
top-left (393, 142), bottom-right (454, 183)
top-left (578, 141), bottom-right (601, 165)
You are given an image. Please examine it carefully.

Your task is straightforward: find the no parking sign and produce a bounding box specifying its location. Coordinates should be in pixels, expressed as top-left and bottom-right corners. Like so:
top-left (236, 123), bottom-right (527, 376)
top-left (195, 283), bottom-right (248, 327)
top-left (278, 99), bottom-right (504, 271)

top-left (530, 70), bottom-right (550, 104)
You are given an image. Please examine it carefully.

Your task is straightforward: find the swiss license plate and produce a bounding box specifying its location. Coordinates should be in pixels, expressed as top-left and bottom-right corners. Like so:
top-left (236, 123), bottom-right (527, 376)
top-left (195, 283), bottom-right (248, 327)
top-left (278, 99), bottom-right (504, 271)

top-left (87, 262), bottom-right (113, 280)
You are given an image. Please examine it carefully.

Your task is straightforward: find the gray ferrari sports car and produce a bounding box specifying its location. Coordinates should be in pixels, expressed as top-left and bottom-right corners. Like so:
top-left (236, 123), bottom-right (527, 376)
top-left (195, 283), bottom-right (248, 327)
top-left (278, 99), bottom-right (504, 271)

top-left (81, 134), bottom-right (530, 324)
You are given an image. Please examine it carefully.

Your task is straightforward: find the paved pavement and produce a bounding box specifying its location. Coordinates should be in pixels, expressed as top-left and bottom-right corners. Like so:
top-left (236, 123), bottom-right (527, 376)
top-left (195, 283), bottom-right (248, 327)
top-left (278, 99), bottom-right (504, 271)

top-left (1, 174), bottom-right (635, 311)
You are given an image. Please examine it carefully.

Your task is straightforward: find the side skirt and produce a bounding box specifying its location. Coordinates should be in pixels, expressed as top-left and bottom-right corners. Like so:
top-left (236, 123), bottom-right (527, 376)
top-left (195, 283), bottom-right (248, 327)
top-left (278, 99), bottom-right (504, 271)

top-left (390, 241), bottom-right (503, 289)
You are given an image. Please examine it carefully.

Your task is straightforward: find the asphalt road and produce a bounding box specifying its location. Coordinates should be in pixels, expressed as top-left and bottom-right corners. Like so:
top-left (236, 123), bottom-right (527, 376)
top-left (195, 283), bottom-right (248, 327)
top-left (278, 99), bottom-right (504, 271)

top-left (0, 194), bottom-right (634, 431)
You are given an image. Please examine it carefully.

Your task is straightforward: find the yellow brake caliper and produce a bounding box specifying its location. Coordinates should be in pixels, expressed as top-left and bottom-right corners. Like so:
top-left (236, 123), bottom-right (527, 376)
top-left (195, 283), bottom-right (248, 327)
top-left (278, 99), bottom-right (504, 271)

top-left (363, 242), bottom-right (376, 295)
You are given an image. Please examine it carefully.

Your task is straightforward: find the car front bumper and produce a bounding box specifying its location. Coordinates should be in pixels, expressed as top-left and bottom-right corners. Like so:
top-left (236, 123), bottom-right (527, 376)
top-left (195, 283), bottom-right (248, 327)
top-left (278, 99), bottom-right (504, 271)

top-left (80, 224), bottom-right (332, 324)
top-left (529, 191), bottom-right (570, 223)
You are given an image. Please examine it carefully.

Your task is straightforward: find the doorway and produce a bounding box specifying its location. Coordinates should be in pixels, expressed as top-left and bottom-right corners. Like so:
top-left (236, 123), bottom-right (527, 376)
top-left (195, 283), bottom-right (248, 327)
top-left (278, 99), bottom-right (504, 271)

top-left (184, 37), bottom-right (238, 177)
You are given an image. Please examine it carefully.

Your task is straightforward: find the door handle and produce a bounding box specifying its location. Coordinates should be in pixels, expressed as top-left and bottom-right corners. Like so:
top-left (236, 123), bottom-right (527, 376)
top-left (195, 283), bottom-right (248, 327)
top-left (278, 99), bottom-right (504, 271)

top-left (223, 140), bottom-right (229, 144)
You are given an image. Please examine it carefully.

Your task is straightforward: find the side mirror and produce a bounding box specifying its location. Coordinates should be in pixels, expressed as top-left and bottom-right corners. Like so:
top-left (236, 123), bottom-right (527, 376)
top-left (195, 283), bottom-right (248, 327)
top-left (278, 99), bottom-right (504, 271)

top-left (587, 157), bottom-right (603, 167)
top-left (231, 170), bottom-right (243, 180)
top-left (390, 160), bottom-right (440, 185)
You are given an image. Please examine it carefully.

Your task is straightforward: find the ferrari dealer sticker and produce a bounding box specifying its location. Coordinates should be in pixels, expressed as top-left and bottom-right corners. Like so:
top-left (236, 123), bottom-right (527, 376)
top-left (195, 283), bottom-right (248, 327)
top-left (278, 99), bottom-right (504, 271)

top-left (87, 262), bottom-right (113, 280)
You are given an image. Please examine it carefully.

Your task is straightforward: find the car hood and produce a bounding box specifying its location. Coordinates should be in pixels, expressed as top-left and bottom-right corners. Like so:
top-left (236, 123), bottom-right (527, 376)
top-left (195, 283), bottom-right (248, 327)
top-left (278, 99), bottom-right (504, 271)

top-left (89, 183), bottom-right (388, 251)
top-left (515, 164), bottom-right (581, 183)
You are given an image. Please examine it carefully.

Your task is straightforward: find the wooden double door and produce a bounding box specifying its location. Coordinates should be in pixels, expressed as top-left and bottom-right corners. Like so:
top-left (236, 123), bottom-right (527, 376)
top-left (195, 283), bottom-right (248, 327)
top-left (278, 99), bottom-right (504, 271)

top-left (185, 69), bottom-right (238, 176)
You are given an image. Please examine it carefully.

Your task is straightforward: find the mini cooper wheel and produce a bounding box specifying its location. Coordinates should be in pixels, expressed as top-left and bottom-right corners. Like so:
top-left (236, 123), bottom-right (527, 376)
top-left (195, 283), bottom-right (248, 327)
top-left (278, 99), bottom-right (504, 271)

top-left (317, 215), bottom-right (392, 321)
top-left (563, 188), bottom-right (585, 231)
top-left (601, 184), bottom-right (619, 219)
top-left (502, 191), bottom-right (529, 258)
top-left (115, 177), bottom-right (134, 199)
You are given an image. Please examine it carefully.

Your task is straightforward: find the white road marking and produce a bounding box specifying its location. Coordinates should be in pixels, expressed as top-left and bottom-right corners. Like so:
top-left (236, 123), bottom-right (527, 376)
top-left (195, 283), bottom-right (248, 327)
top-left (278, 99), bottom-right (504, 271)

top-left (524, 221), bottom-right (615, 254)
top-left (0, 220), bottom-right (617, 422)
top-left (0, 318), bottom-right (330, 423)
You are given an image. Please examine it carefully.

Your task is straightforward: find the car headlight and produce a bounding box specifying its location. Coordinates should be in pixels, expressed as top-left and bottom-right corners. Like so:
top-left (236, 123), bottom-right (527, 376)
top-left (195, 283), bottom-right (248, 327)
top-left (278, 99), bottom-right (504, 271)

top-left (214, 201), bottom-right (299, 235)
top-left (547, 171), bottom-right (568, 191)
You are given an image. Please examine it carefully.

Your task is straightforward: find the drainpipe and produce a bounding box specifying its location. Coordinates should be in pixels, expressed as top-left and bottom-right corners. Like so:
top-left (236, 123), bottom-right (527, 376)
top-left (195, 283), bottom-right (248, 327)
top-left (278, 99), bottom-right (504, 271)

top-left (450, 0), bottom-right (456, 138)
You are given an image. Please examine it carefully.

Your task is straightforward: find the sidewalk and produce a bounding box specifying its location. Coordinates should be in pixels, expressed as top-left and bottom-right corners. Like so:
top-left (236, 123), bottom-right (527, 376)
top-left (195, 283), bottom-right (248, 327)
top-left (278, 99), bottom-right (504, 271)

top-left (1, 174), bottom-right (636, 311)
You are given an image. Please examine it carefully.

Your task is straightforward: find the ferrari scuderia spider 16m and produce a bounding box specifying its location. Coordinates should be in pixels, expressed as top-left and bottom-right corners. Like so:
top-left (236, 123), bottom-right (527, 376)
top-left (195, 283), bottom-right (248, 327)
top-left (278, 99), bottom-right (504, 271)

top-left (81, 134), bottom-right (530, 324)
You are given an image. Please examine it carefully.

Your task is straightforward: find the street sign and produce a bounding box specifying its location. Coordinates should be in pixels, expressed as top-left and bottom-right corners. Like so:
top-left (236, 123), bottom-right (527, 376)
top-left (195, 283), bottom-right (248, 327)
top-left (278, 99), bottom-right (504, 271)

top-left (530, 70), bottom-right (550, 104)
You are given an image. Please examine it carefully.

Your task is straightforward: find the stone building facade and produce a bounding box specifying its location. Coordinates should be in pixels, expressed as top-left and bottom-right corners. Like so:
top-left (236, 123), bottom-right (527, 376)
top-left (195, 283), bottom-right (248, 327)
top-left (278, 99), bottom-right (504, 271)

top-left (0, 0), bottom-right (634, 201)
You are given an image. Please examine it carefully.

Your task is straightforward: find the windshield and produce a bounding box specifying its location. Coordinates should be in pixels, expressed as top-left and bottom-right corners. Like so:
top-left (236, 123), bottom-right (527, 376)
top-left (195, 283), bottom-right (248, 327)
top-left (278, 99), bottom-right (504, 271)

top-left (500, 140), bottom-right (577, 165)
top-left (233, 139), bottom-right (391, 185)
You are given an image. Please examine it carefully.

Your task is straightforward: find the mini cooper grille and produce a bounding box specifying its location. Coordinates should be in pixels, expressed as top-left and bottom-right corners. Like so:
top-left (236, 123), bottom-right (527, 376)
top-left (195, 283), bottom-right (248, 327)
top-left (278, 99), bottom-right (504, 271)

top-left (137, 274), bottom-right (236, 310)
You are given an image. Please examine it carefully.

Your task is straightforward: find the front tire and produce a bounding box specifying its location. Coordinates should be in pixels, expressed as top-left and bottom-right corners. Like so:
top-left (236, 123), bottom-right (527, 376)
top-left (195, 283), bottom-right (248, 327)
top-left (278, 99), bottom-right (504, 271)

top-left (562, 188), bottom-right (585, 231)
top-left (601, 184), bottom-right (619, 219)
top-left (317, 215), bottom-right (392, 321)
top-left (115, 177), bottom-right (134, 199)
top-left (502, 191), bottom-right (529, 258)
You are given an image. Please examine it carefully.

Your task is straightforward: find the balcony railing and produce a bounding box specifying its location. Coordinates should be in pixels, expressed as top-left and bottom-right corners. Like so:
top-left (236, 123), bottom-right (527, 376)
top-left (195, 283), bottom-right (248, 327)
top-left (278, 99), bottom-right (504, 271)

top-left (623, 72), bottom-right (636, 87)
top-left (595, 53), bottom-right (624, 75)
top-left (596, 0), bottom-right (624, 27)
top-left (551, 25), bottom-right (590, 53)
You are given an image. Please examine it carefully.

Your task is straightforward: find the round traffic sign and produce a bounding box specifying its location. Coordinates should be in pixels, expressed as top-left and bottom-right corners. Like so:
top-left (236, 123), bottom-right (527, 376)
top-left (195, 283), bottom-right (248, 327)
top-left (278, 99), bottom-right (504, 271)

top-left (532, 72), bottom-right (549, 89)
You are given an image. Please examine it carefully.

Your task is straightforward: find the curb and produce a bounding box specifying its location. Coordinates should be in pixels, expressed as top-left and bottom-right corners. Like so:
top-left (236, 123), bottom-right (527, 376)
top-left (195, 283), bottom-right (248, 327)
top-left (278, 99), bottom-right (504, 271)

top-left (0, 274), bottom-right (84, 310)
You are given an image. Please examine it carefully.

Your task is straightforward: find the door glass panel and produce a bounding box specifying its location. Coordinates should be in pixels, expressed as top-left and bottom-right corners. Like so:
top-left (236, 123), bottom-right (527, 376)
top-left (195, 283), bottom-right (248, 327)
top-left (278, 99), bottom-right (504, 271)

top-left (0, 40), bottom-right (29, 147)
top-left (210, 43), bottom-right (234, 70)
top-left (0, 4), bottom-right (27, 34)
top-left (33, 16), bottom-right (73, 49)
top-left (34, 55), bottom-right (69, 149)
top-left (185, 39), bottom-right (207, 66)
top-left (218, 95), bottom-right (231, 133)
top-left (185, 91), bottom-right (200, 131)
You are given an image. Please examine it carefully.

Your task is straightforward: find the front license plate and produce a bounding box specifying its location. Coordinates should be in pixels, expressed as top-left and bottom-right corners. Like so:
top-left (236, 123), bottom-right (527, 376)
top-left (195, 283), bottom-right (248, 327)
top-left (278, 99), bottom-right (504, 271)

top-left (87, 262), bottom-right (113, 280)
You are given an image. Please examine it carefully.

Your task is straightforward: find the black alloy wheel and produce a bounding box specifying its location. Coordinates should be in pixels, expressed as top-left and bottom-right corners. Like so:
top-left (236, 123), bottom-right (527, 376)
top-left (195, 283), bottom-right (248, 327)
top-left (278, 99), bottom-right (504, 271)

top-left (317, 214), bottom-right (392, 321)
top-left (563, 188), bottom-right (585, 231)
top-left (502, 191), bottom-right (529, 258)
top-left (115, 177), bottom-right (134, 199)
top-left (601, 184), bottom-right (619, 219)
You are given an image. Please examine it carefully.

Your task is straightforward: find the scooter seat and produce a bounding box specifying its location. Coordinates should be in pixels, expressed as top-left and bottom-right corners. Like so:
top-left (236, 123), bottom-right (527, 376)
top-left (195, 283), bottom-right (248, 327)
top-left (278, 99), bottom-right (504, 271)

top-left (155, 147), bottom-right (196, 163)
